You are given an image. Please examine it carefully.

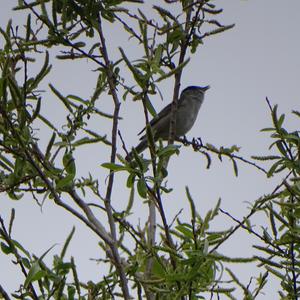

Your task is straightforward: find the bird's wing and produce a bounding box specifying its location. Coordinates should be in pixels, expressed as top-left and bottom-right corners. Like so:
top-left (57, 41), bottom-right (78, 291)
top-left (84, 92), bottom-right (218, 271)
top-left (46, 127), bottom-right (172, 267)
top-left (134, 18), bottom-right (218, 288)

top-left (137, 102), bottom-right (172, 136)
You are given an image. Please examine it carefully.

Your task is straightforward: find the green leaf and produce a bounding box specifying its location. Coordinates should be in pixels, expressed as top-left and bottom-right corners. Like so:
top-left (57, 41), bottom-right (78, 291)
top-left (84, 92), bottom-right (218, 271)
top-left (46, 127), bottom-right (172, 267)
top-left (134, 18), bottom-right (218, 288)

top-left (153, 5), bottom-right (178, 22)
top-left (31, 97), bottom-right (41, 121)
top-left (63, 152), bottom-right (76, 177)
top-left (70, 257), bottom-right (80, 297)
top-left (72, 136), bottom-right (109, 147)
top-left (101, 8), bottom-right (115, 23)
top-left (145, 124), bottom-right (156, 154)
top-left (157, 163), bottom-right (168, 179)
top-left (126, 173), bottom-right (136, 188)
top-left (60, 227), bottom-right (75, 259)
top-left (125, 185), bottom-right (135, 215)
top-left (275, 141), bottom-right (287, 157)
top-left (144, 95), bottom-right (157, 118)
top-left (102, 163), bottom-right (130, 172)
top-left (28, 51), bottom-right (52, 92)
top-left (9, 155), bottom-right (27, 178)
top-left (204, 24), bottom-right (235, 37)
top-left (56, 175), bottom-right (74, 190)
top-left (25, 13), bottom-right (31, 41)
top-left (8, 190), bottom-right (24, 200)
top-left (152, 257), bottom-right (166, 277)
top-left (22, 257), bottom-right (31, 269)
top-left (271, 104), bottom-right (279, 126)
top-left (83, 129), bottom-right (111, 145)
top-left (231, 158), bottom-right (238, 177)
top-left (45, 132), bottom-right (56, 160)
top-left (139, 20), bottom-right (149, 58)
top-left (137, 178), bottom-right (147, 198)
top-left (157, 144), bottom-right (180, 158)
top-left (1, 242), bottom-right (12, 254)
top-left (0, 19), bottom-right (12, 50)
top-left (67, 286), bottom-right (76, 300)
top-left (267, 160), bottom-right (283, 178)
top-left (49, 84), bottom-right (73, 112)
top-left (38, 114), bottom-right (58, 131)
top-left (167, 26), bottom-right (184, 44)
top-left (119, 47), bottom-right (146, 88)
top-left (261, 127), bottom-right (275, 132)
top-left (190, 36), bottom-right (201, 53)
top-left (153, 44), bottom-right (163, 65)
top-left (54, 258), bottom-right (72, 275)
top-left (0, 77), bottom-right (6, 99)
top-left (176, 224), bottom-right (193, 239)
top-left (277, 113), bottom-right (285, 128)
top-left (7, 76), bottom-right (23, 107)
top-left (24, 262), bottom-right (46, 288)
top-left (186, 187), bottom-right (196, 221)
top-left (73, 42), bottom-right (86, 48)
top-left (292, 110), bottom-right (300, 118)
top-left (251, 155), bottom-right (280, 161)
top-left (12, 239), bottom-right (31, 258)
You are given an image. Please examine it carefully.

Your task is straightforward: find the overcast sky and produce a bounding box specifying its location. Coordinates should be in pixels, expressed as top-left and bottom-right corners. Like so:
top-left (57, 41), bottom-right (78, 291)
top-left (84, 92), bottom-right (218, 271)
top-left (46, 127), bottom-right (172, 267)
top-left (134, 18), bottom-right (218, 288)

top-left (1, 1), bottom-right (300, 299)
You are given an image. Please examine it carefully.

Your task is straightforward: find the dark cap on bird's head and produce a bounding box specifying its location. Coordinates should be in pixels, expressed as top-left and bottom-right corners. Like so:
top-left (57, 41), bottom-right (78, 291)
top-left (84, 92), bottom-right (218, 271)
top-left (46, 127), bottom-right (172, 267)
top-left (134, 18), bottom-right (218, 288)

top-left (182, 85), bottom-right (210, 93)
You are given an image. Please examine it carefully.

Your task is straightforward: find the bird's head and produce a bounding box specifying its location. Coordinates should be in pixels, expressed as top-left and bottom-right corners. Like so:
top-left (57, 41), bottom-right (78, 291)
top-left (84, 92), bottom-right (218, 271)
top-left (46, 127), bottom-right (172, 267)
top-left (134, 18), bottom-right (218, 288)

top-left (180, 85), bottom-right (210, 102)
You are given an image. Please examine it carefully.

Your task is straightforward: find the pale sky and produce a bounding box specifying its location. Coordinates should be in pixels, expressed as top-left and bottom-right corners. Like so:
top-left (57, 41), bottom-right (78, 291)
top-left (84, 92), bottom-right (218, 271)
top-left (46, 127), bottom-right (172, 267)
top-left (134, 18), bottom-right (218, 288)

top-left (1, 1), bottom-right (300, 299)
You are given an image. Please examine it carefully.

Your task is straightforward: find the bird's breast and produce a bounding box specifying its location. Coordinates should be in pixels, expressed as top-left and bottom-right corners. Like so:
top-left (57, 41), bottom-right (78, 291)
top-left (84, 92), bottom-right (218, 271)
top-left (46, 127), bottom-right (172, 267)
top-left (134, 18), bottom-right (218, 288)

top-left (175, 99), bottom-right (202, 136)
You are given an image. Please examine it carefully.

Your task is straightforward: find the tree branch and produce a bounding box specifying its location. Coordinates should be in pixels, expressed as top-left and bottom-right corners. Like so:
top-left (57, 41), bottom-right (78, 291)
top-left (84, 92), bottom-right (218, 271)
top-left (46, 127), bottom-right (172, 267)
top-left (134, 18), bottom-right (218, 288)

top-left (0, 284), bottom-right (11, 300)
top-left (97, 14), bottom-right (130, 299)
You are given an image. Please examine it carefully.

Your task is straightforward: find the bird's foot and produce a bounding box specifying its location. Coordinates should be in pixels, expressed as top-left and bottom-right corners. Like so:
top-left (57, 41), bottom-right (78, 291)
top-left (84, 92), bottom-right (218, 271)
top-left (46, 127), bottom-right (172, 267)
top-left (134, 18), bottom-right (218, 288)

top-left (192, 137), bottom-right (203, 150)
top-left (182, 135), bottom-right (189, 146)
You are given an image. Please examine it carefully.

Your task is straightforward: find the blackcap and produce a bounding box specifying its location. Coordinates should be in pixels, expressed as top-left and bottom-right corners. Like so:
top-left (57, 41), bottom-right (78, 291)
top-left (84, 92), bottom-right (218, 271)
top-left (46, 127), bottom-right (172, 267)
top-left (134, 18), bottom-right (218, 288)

top-left (126, 85), bottom-right (209, 160)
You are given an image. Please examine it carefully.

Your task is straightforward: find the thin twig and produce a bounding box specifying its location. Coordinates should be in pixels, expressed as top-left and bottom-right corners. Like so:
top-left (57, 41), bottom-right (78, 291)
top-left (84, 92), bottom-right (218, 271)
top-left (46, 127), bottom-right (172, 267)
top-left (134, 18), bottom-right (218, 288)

top-left (178, 137), bottom-right (267, 174)
top-left (219, 208), bottom-right (284, 254)
top-left (210, 171), bottom-right (292, 253)
top-left (97, 14), bottom-right (130, 299)
top-left (114, 14), bottom-right (143, 43)
top-left (0, 284), bottom-right (11, 300)
top-left (118, 130), bottom-right (130, 158)
top-left (0, 106), bottom-right (113, 245)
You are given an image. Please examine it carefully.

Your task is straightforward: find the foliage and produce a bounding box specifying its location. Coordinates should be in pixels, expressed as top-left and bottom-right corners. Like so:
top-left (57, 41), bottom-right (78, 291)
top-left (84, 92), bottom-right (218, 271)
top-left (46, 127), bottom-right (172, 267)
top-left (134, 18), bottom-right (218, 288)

top-left (0, 1), bottom-right (299, 300)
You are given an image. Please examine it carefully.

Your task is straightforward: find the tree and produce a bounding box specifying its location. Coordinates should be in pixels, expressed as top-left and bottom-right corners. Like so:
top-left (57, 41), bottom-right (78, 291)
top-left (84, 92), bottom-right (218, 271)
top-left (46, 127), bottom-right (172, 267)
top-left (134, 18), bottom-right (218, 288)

top-left (0, 1), bottom-right (299, 299)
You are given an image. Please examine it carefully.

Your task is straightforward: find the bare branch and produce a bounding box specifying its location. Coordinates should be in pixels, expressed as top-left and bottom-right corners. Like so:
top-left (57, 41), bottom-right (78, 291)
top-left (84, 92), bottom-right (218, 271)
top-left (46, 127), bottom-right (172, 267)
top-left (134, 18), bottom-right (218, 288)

top-left (0, 284), bottom-right (11, 300)
top-left (97, 14), bottom-right (130, 299)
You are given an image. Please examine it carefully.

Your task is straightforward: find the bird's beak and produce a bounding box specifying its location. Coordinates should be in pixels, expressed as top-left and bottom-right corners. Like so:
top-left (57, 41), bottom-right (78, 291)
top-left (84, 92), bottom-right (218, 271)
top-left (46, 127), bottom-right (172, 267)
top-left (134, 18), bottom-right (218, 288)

top-left (202, 85), bottom-right (210, 91)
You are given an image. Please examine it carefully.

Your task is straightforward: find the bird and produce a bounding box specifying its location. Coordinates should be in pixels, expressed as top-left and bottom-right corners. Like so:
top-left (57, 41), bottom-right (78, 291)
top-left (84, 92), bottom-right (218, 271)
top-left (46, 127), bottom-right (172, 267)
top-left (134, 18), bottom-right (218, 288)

top-left (126, 85), bottom-right (209, 160)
